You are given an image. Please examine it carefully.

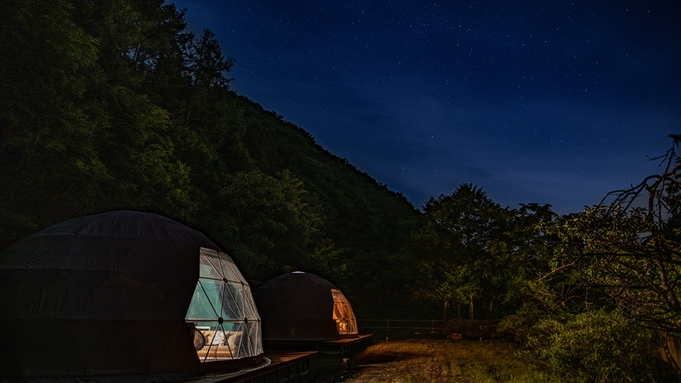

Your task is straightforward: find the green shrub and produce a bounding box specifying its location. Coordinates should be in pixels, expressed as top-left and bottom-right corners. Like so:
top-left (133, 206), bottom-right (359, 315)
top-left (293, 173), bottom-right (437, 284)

top-left (515, 309), bottom-right (676, 382)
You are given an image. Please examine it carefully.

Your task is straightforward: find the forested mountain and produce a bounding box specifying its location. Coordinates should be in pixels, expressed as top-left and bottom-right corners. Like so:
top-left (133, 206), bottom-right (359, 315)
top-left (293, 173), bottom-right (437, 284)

top-left (0, 0), bottom-right (421, 317)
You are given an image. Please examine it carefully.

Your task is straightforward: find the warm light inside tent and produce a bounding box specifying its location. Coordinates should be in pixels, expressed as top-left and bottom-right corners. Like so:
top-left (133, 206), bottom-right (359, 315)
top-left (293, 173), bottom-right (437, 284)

top-left (331, 289), bottom-right (358, 335)
top-left (185, 248), bottom-right (262, 362)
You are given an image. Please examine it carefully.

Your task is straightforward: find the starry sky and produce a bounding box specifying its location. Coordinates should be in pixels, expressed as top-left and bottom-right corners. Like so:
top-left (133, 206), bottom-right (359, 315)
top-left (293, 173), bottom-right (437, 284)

top-left (172, 0), bottom-right (681, 214)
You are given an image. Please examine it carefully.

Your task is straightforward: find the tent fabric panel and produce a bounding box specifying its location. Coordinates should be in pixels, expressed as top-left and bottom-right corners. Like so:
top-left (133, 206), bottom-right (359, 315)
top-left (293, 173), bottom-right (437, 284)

top-left (257, 297), bottom-right (333, 321)
top-left (0, 239), bottom-right (198, 321)
top-left (30, 210), bottom-right (218, 249)
top-left (219, 280), bottom-right (243, 319)
top-left (0, 319), bottom-right (199, 377)
top-left (186, 281), bottom-right (218, 321)
top-left (256, 287), bottom-right (334, 320)
top-left (0, 234), bottom-right (72, 269)
top-left (198, 250), bottom-right (224, 279)
top-left (237, 283), bottom-right (260, 320)
top-left (236, 321), bottom-right (263, 358)
top-left (218, 253), bottom-right (250, 285)
top-left (198, 249), bottom-right (249, 285)
top-left (260, 271), bottom-right (338, 290)
top-left (260, 318), bottom-right (340, 340)
top-left (0, 235), bottom-right (199, 275)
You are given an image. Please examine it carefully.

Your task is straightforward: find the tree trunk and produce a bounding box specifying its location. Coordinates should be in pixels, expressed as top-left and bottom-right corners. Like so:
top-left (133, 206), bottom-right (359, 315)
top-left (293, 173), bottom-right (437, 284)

top-left (488, 298), bottom-right (494, 318)
top-left (443, 299), bottom-right (449, 320)
top-left (456, 303), bottom-right (461, 319)
top-left (469, 295), bottom-right (475, 319)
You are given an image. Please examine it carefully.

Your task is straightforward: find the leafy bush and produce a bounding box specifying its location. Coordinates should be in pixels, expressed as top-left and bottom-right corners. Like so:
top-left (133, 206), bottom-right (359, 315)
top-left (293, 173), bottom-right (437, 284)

top-left (514, 309), bottom-right (676, 382)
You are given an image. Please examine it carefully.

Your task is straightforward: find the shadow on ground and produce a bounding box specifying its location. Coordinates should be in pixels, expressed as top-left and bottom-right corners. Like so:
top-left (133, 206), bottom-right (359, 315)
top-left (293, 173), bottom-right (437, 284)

top-left (352, 350), bottom-right (423, 364)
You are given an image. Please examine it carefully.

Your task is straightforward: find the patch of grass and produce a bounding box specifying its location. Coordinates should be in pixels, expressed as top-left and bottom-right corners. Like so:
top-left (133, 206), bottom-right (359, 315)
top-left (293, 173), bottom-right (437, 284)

top-left (439, 340), bottom-right (555, 383)
top-left (284, 338), bottom-right (556, 383)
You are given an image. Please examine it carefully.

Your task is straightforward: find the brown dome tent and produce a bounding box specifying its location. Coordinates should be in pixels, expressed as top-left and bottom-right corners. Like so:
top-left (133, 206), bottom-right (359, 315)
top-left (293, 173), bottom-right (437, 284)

top-left (0, 211), bottom-right (263, 382)
top-left (254, 272), bottom-right (358, 341)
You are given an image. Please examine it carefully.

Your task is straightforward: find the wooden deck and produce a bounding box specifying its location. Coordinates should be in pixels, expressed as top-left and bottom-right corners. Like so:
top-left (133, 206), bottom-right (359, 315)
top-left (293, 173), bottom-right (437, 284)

top-left (178, 351), bottom-right (318, 383)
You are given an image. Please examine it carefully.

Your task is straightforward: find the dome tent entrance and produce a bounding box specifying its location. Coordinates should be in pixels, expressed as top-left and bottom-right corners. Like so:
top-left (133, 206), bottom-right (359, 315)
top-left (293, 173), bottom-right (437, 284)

top-left (331, 288), bottom-right (358, 335)
top-left (0, 211), bottom-right (263, 382)
top-left (186, 248), bottom-right (262, 361)
top-left (254, 271), bottom-right (359, 341)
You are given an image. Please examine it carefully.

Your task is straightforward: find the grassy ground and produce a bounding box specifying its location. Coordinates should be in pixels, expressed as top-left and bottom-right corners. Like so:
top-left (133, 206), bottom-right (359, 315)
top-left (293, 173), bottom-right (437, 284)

top-left (287, 336), bottom-right (556, 383)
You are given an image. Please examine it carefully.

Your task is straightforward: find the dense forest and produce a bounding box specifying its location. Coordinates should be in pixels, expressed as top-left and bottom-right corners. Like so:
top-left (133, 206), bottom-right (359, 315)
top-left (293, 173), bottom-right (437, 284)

top-left (2, 0), bottom-right (681, 380)
top-left (0, 0), bottom-right (424, 318)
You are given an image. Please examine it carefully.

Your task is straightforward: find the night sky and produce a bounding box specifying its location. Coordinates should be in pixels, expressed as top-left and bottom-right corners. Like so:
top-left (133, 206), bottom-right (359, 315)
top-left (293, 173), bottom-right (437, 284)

top-left (172, 0), bottom-right (681, 214)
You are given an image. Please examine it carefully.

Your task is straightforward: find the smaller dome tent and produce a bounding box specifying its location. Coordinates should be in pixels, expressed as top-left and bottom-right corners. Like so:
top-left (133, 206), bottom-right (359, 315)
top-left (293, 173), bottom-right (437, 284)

top-left (0, 211), bottom-right (263, 382)
top-left (254, 272), bottom-right (358, 340)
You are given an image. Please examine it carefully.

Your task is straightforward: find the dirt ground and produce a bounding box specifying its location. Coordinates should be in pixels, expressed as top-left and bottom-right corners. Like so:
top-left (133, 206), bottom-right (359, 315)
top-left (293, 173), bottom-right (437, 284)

top-left (337, 340), bottom-right (471, 383)
top-left (297, 338), bottom-right (538, 383)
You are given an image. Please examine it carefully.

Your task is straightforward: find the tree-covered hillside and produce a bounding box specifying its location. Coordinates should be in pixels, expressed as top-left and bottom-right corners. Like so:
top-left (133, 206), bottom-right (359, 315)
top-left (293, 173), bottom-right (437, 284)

top-left (0, 0), bottom-right (421, 316)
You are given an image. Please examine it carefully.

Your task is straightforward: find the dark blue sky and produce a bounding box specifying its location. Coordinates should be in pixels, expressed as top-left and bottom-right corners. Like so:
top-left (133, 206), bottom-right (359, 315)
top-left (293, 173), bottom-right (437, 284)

top-left (172, 0), bottom-right (681, 214)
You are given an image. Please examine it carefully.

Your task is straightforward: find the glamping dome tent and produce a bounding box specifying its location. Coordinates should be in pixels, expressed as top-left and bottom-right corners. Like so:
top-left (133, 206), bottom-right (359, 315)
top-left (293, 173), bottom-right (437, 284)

top-left (254, 272), bottom-right (358, 340)
top-left (0, 211), bottom-right (263, 382)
